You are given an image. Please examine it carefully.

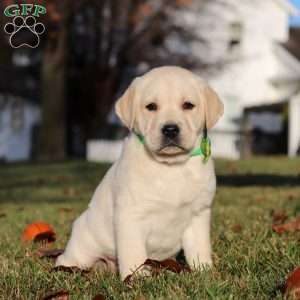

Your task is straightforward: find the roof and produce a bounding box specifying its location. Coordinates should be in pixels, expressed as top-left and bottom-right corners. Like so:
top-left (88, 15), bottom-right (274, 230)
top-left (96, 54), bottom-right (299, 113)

top-left (273, 0), bottom-right (299, 15)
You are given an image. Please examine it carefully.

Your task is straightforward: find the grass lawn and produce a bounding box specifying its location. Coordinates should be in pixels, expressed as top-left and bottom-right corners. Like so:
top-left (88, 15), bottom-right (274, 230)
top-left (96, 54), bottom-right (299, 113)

top-left (0, 157), bottom-right (300, 300)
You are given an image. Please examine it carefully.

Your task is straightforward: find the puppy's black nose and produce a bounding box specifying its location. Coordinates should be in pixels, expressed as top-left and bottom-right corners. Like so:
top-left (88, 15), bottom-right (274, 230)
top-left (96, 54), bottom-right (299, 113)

top-left (162, 124), bottom-right (180, 139)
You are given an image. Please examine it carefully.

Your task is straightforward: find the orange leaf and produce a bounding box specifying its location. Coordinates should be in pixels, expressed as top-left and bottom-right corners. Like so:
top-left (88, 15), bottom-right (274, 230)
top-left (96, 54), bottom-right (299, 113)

top-left (22, 222), bottom-right (56, 243)
top-left (272, 218), bottom-right (300, 234)
top-left (285, 267), bottom-right (300, 299)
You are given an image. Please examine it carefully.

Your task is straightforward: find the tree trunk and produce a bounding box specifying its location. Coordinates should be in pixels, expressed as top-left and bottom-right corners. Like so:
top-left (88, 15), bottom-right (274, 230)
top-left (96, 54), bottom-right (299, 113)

top-left (89, 0), bottom-right (132, 138)
top-left (38, 27), bottom-right (67, 160)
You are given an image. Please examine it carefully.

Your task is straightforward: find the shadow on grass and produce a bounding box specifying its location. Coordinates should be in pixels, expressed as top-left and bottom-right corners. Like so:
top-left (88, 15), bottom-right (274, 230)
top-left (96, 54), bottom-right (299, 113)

top-left (0, 161), bottom-right (111, 190)
top-left (217, 174), bottom-right (300, 187)
top-left (0, 160), bottom-right (299, 206)
top-left (0, 161), bottom-right (111, 204)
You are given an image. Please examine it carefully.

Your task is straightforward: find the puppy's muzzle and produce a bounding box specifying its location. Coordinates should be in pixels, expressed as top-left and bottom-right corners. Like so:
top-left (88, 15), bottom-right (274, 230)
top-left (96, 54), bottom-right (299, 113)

top-left (159, 123), bottom-right (186, 153)
top-left (161, 124), bottom-right (180, 140)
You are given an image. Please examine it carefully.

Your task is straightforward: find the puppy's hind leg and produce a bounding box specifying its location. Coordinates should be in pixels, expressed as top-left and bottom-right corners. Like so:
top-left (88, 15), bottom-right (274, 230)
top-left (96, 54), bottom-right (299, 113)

top-left (56, 211), bottom-right (101, 269)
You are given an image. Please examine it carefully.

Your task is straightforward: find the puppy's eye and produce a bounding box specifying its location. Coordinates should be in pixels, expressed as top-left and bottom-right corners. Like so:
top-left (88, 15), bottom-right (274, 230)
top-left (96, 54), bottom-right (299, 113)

top-left (182, 101), bottom-right (195, 110)
top-left (146, 103), bottom-right (158, 111)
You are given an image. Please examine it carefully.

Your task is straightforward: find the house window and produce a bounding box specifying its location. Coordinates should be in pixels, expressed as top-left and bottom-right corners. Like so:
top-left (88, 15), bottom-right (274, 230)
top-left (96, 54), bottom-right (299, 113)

top-left (228, 22), bottom-right (243, 51)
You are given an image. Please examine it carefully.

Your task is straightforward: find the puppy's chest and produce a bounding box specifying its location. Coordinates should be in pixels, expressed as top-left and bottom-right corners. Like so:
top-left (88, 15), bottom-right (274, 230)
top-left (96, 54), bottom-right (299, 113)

top-left (136, 169), bottom-right (209, 232)
top-left (142, 167), bottom-right (206, 209)
top-left (133, 164), bottom-right (214, 258)
top-left (141, 184), bottom-right (205, 259)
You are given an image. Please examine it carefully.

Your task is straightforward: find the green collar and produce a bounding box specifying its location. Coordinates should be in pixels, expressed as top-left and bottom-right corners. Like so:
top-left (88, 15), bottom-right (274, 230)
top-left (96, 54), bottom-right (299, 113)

top-left (134, 132), bottom-right (211, 163)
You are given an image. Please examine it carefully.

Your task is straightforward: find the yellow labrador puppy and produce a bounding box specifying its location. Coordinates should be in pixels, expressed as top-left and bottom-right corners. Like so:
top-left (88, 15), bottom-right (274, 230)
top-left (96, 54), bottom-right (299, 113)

top-left (56, 66), bottom-right (224, 279)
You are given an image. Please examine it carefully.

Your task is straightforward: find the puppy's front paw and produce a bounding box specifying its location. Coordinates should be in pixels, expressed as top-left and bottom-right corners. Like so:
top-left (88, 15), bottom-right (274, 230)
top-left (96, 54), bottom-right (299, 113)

top-left (55, 254), bottom-right (78, 268)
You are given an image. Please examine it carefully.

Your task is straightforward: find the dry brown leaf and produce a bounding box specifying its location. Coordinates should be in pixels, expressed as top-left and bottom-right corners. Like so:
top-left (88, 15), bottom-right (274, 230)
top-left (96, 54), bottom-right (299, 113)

top-left (271, 209), bottom-right (288, 224)
top-left (144, 258), bottom-right (191, 273)
top-left (37, 248), bottom-right (64, 259)
top-left (231, 224), bottom-right (242, 233)
top-left (123, 274), bottom-right (134, 285)
top-left (124, 258), bottom-right (190, 285)
top-left (285, 266), bottom-right (300, 299)
top-left (135, 296), bottom-right (147, 300)
top-left (40, 290), bottom-right (69, 300)
top-left (34, 232), bottom-right (56, 243)
top-left (92, 294), bottom-right (106, 300)
top-left (272, 217), bottom-right (300, 234)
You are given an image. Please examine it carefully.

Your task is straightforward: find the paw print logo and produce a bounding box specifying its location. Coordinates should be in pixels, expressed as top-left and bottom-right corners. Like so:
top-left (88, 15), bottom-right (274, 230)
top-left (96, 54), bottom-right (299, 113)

top-left (4, 16), bottom-right (45, 48)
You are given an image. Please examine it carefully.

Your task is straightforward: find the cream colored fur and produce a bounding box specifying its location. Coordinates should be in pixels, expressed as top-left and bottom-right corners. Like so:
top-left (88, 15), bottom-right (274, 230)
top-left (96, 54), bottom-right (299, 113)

top-left (56, 66), bottom-right (224, 279)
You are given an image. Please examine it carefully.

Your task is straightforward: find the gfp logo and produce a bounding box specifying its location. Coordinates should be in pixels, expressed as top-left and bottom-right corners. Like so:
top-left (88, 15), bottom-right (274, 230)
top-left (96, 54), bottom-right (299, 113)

top-left (3, 4), bottom-right (47, 48)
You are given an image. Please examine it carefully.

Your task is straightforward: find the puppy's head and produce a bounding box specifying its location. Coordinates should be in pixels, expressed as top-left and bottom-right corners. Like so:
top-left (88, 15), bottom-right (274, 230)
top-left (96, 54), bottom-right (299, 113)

top-left (116, 66), bottom-right (224, 163)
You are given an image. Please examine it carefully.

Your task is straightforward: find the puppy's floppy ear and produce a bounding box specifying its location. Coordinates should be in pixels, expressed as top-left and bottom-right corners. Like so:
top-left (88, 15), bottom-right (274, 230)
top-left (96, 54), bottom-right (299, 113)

top-left (203, 84), bottom-right (224, 129)
top-left (115, 78), bottom-right (140, 130)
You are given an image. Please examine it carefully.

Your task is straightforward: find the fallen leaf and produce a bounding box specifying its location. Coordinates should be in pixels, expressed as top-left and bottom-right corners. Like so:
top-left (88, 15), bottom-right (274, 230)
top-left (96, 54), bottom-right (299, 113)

top-left (22, 222), bottom-right (56, 243)
top-left (135, 296), bottom-right (147, 300)
top-left (124, 258), bottom-right (190, 284)
top-left (0, 213), bottom-right (7, 218)
top-left (40, 290), bottom-right (69, 300)
top-left (144, 258), bottom-right (191, 273)
top-left (123, 274), bottom-right (134, 285)
top-left (285, 266), bottom-right (300, 299)
top-left (231, 224), bottom-right (242, 233)
top-left (37, 248), bottom-right (64, 259)
top-left (271, 209), bottom-right (288, 224)
top-left (272, 217), bottom-right (300, 234)
top-left (34, 232), bottom-right (56, 243)
top-left (92, 294), bottom-right (106, 300)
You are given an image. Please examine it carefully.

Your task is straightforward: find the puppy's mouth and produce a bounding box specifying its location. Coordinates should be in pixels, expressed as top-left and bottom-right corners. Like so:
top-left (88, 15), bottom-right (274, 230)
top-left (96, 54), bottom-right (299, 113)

top-left (157, 141), bottom-right (187, 155)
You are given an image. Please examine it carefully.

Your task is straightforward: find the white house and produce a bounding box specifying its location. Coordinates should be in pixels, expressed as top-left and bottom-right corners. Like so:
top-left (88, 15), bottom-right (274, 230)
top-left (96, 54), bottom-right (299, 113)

top-left (0, 95), bottom-right (40, 162)
top-left (186, 0), bottom-right (300, 159)
top-left (88, 0), bottom-right (300, 162)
